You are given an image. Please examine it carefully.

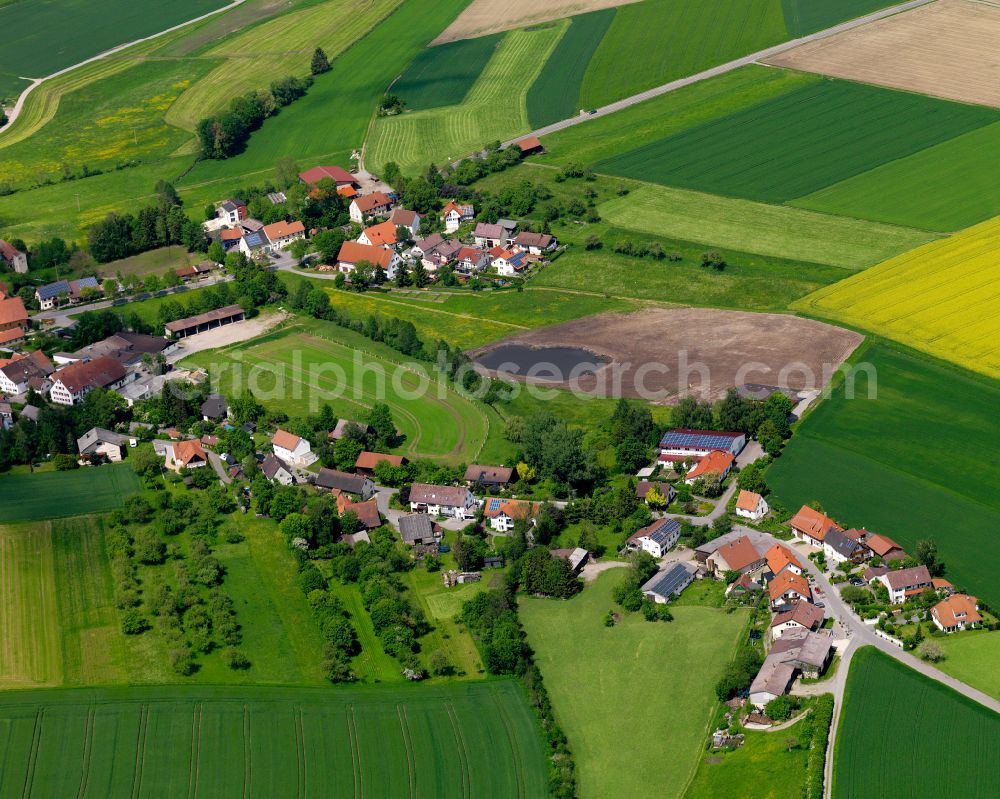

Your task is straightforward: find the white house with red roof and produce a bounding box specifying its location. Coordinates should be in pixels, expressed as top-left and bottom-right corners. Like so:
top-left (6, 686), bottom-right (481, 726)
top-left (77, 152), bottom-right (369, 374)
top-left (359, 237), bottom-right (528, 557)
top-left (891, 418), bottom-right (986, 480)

top-left (349, 192), bottom-right (393, 223)
top-left (441, 201), bottom-right (473, 232)
top-left (454, 246), bottom-right (490, 274)
top-left (271, 429), bottom-right (317, 467)
top-left (0, 240), bottom-right (28, 273)
top-left (787, 505), bottom-right (842, 548)
top-left (482, 497), bottom-right (540, 532)
top-left (931, 594), bottom-right (981, 633)
top-left (49, 356), bottom-right (132, 405)
top-left (358, 221), bottom-right (398, 248)
top-left (261, 220), bottom-right (305, 250)
top-left (336, 241), bottom-right (401, 279)
top-left (389, 208), bottom-right (421, 237)
top-left (683, 450), bottom-right (735, 485)
top-left (735, 490), bottom-right (768, 521)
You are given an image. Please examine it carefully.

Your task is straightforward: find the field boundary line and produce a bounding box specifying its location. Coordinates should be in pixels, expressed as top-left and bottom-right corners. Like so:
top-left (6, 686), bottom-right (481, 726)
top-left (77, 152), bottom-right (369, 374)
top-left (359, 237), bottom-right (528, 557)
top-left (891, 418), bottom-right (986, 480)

top-left (396, 705), bottom-right (416, 799)
top-left (76, 705), bottom-right (96, 799)
top-left (129, 703), bottom-right (149, 799)
top-left (346, 705), bottom-right (362, 799)
top-left (490, 687), bottom-right (525, 799)
top-left (296, 707), bottom-right (307, 799)
top-left (243, 704), bottom-right (251, 799)
top-left (445, 702), bottom-right (471, 799)
top-left (20, 708), bottom-right (43, 799)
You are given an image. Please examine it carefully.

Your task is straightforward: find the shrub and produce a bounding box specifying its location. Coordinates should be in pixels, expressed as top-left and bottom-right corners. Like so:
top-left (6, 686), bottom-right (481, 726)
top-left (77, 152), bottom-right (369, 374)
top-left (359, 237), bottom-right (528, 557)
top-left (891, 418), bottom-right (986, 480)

top-left (170, 647), bottom-right (196, 676)
top-left (53, 453), bottom-right (79, 470)
top-left (917, 640), bottom-right (946, 662)
top-left (765, 695), bottom-right (795, 721)
top-left (222, 647), bottom-right (251, 670)
top-left (429, 649), bottom-right (455, 676)
top-left (120, 608), bottom-right (148, 635)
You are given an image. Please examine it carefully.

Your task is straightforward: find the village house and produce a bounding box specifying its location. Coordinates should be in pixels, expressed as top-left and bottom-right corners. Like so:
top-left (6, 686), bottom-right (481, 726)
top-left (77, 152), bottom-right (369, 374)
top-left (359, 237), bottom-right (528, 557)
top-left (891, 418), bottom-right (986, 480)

top-left (164, 438), bottom-right (208, 471)
top-left (349, 192), bottom-right (394, 223)
top-left (165, 305), bottom-right (245, 339)
top-left (735, 490), bottom-right (769, 521)
top-left (635, 480), bottom-right (677, 506)
top-left (513, 231), bottom-right (556, 255)
top-left (336, 241), bottom-right (400, 279)
top-left (175, 261), bottom-right (215, 281)
top-left (261, 454), bottom-right (294, 485)
top-left (49, 356), bottom-right (131, 405)
top-left (659, 428), bottom-right (747, 458)
top-left (454, 246), bottom-right (490, 275)
top-left (875, 565), bottom-right (932, 604)
top-left (398, 513), bottom-right (442, 546)
top-left (725, 573), bottom-right (763, 599)
top-left (388, 208), bottom-right (421, 238)
top-left (749, 629), bottom-right (832, 708)
top-left (35, 277), bottom-right (102, 310)
top-left (641, 561), bottom-right (698, 604)
top-left (271, 429), bottom-right (317, 467)
top-left (463, 464), bottom-right (514, 488)
top-left (625, 518), bottom-right (682, 559)
top-left (238, 230), bottom-right (270, 258)
top-left (765, 543), bottom-right (802, 578)
top-left (866, 533), bottom-right (908, 563)
top-left (409, 483), bottom-right (478, 519)
top-left (217, 199), bottom-right (247, 225)
top-left (707, 535), bottom-right (767, 580)
top-left (684, 449), bottom-right (735, 485)
top-left (358, 220), bottom-right (398, 248)
top-left (769, 570), bottom-right (812, 610)
top-left (482, 497), bottom-right (540, 533)
top-left (770, 600), bottom-right (825, 641)
top-left (200, 394), bottom-right (228, 422)
top-left (0, 240), bottom-right (28, 273)
top-left (315, 468), bottom-right (375, 500)
top-left (76, 427), bottom-right (127, 462)
top-left (823, 527), bottom-right (868, 565)
top-left (787, 505), bottom-right (843, 548)
top-left (0, 296), bottom-right (29, 348)
top-left (298, 165), bottom-right (358, 190)
top-left (261, 220), bottom-right (305, 250)
top-left (413, 235), bottom-right (462, 271)
top-left (694, 530), bottom-right (771, 567)
top-left (0, 350), bottom-right (54, 396)
top-left (473, 220), bottom-right (517, 248)
top-left (219, 228), bottom-right (243, 250)
top-left (57, 331), bottom-right (176, 368)
top-left (354, 451), bottom-right (405, 476)
top-left (339, 495), bottom-right (381, 531)
top-left (931, 594), bottom-right (981, 633)
top-left (491, 248), bottom-right (529, 276)
top-left (441, 201), bottom-right (474, 232)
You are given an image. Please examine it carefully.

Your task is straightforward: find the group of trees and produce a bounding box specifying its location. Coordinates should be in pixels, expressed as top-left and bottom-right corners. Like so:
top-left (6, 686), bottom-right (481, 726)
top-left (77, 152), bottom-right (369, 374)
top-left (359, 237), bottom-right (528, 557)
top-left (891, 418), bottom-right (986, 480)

top-left (672, 388), bottom-right (795, 457)
top-left (297, 563), bottom-right (360, 682)
top-left (88, 194), bottom-right (206, 262)
top-left (443, 142), bottom-right (524, 186)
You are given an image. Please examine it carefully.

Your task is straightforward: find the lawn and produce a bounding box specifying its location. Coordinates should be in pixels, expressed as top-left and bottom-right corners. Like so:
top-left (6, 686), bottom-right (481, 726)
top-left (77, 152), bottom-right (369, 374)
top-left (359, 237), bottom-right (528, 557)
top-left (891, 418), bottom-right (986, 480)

top-left (794, 216), bottom-right (1000, 379)
top-left (595, 79), bottom-right (1000, 204)
top-left (392, 32), bottom-right (503, 111)
top-left (833, 647), bottom-right (1000, 798)
top-left (95, 245), bottom-right (201, 280)
top-left (0, 680), bottom-right (548, 798)
top-left (578, 0), bottom-right (787, 108)
top-left (934, 631), bottom-right (1000, 701)
top-left (768, 343), bottom-right (1000, 603)
top-left (597, 184), bottom-right (935, 270)
top-left (0, 464), bottom-right (140, 522)
top-left (781, 0), bottom-right (895, 36)
top-left (181, 318), bottom-right (493, 463)
top-left (684, 726), bottom-right (808, 799)
top-left (520, 569), bottom-right (748, 798)
top-left (526, 7), bottom-right (615, 127)
top-left (367, 22), bottom-right (565, 175)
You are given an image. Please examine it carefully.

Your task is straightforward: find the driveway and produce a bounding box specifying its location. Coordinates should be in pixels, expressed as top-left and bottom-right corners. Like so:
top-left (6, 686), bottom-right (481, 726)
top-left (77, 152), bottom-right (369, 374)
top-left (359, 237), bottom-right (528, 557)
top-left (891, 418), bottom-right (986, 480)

top-left (207, 451), bottom-right (232, 484)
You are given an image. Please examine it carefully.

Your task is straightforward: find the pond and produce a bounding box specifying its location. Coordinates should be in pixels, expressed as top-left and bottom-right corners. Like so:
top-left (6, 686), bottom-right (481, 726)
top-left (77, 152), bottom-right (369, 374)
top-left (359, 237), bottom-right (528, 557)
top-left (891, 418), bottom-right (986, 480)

top-left (475, 344), bottom-right (610, 378)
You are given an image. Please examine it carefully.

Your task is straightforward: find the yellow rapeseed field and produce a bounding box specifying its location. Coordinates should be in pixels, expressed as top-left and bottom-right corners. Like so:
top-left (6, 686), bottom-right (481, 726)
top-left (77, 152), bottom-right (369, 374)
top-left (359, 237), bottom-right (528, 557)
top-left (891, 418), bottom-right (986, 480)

top-left (794, 215), bottom-right (1000, 378)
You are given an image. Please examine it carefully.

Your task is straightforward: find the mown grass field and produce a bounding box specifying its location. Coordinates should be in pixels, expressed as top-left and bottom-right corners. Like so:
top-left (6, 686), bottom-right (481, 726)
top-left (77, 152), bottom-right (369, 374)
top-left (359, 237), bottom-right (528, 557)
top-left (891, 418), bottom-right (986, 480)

top-left (96, 245), bottom-right (201, 279)
top-left (780, 0), bottom-right (893, 36)
top-left (0, 680), bottom-right (548, 798)
top-left (182, 319), bottom-right (493, 463)
top-left (526, 8), bottom-right (615, 127)
top-left (934, 632), bottom-right (1000, 701)
top-left (833, 647), bottom-right (1000, 798)
top-left (597, 184), bottom-right (935, 270)
top-left (521, 569), bottom-right (748, 799)
top-left (794, 216), bottom-right (1000, 379)
top-left (367, 22), bottom-right (565, 175)
top-left (768, 344), bottom-right (1000, 603)
top-left (684, 725), bottom-right (808, 799)
top-left (596, 79), bottom-right (1000, 204)
top-left (578, 0), bottom-right (787, 108)
top-left (0, 464), bottom-right (140, 523)
top-left (392, 32), bottom-right (503, 111)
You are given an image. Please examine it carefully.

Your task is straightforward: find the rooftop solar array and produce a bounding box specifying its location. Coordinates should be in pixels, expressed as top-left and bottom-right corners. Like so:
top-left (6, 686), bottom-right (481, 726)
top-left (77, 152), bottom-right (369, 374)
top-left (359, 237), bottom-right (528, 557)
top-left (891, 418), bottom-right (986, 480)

top-left (648, 518), bottom-right (680, 546)
top-left (659, 429), bottom-right (742, 450)
top-left (37, 280), bottom-right (70, 300)
top-left (487, 498), bottom-right (502, 512)
top-left (643, 562), bottom-right (696, 598)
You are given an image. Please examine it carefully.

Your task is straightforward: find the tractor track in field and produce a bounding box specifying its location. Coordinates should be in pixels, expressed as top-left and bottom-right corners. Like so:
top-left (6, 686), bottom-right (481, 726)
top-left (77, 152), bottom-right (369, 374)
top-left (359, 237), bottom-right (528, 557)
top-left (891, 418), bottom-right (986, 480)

top-left (242, 705), bottom-right (252, 799)
top-left (19, 709), bottom-right (43, 799)
top-left (491, 688), bottom-right (525, 799)
top-left (129, 704), bottom-right (149, 799)
top-left (396, 705), bottom-right (417, 799)
top-left (75, 705), bottom-right (96, 799)
top-left (445, 702), bottom-right (471, 799)
top-left (346, 706), bottom-right (362, 799)
top-left (296, 707), bottom-right (308, 799)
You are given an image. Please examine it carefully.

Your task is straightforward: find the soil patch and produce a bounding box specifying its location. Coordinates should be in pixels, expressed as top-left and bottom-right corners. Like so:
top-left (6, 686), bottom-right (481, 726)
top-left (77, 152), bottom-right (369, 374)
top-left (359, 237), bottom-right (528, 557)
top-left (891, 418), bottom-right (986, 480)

top-left (476, 344), bottom-right (609, 376)
top-left (432, 0), bottom-right (639, 44)
top-left (766, 0), bottom-right (1000, 109)
top-left (471, 308), bottom-right (863, 402)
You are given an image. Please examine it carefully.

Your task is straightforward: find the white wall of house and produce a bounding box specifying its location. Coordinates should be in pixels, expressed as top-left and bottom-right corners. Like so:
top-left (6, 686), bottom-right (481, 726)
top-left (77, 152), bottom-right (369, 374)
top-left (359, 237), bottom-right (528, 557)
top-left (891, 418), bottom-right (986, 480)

top-left (736, 496), bottom-right (768, 521)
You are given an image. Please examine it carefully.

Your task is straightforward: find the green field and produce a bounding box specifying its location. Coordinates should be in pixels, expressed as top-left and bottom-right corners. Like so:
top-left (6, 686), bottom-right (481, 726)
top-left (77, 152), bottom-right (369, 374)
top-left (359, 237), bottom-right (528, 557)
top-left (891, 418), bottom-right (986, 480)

top-left (935, 632), bottom-right (1000, 701)
top-left (792, 121), bottom-right (1000, 232)
top-left (367, 22), bottom-right (565, 175)
top-left (781, 0), bottom-right (895, 36)
top-left (96, 245), bottom-right (201, 279)
top-left (526, 8), bottom-right (615, 127)
top-left (579, 0), bottom-right (787, 108)
top-left (0, 0), bottom-right (226, 98)
top-left (833, 647), bottom-right (1000, 798)
top-left (521, 569), bottom-right (748, 798)
top-left (182, 319), bottom-right (494, 463)
top-left (596, 79), bottom-right (1000, 204)
top-left (392, 33), bottom-right (503, 111)
top-left (0, 680), bottom-right (548, 798)
top-left (0, 465), bottom-right (140, 522)
top-left (768, 344), bottom-right (1000, 603)
top-left (597, 184), bottom-right (935, 270)
top-left (684, 725), bottom-right (808, 799)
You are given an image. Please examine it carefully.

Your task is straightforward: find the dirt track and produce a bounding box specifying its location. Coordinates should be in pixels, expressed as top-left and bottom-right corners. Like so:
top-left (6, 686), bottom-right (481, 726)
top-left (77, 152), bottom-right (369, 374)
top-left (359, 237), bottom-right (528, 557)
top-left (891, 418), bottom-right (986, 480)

top-left (766, 0), bottom-right (1000, 108)
top-left (432, 0), bottom-right (638, 44)
top-left (473, 308), bottom-right (863, 402)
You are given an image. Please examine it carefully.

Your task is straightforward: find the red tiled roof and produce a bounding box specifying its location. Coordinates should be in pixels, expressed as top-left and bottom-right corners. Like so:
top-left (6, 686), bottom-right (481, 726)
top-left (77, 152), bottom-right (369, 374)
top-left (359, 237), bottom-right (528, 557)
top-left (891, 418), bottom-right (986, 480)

top-left (866, 534), bottom-right (906, 558)
top-left (686, 450), bottom-right (734, 480)
top-left (172, 439), bottom-right (207, 466)
top-left (765, 543), bottom-right (798, 576)
top-left (788, 505), bottom-right (842, 542)
top-left (932, 594), bottom-right (980, 628)
top-left (769, 570), bottom-right (811, 602)
top-left (736, 490), bottom-right (762, 512)
top-left (271, 429), bottom-right (302, 451)
top-left (262, 220), bottom-right (304, 240)
top-left (355, 451), bottom-right (404, 470)
top-left (0, 327), bottom-right (25, 345)
top-left (0, 297), bottom-right (28, 327)
top-left (52, 356), bottom-right (125, 393)
top-left (299, 165), bottom-right (355, 185)
top-left (337, 241), bottom-right (395, 269)
top-left (361, 220), bottom-right (397, 247)
top-left (353, 192), bottom-right (392, 213)
top-left (516, 136), bottom-right (543, 152)
top-left (714, 536), bottom-right (762, 572)
top-left (220, 228), bottom-right (243, 241)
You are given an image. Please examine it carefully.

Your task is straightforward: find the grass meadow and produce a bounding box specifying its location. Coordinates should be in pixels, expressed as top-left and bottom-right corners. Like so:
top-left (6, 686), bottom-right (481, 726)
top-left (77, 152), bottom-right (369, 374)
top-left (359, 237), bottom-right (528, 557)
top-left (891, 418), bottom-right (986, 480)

top-left (0, 465), bottom-right (140, 523)
top-left (578, 0), bottom-right (786, 108)
top-left (526, 8), bottom-right (615, 127)
top-left (0, 680), bottom-right (548, 798)
top-left (794, 216), bottom-right (1000, 379)
top-left (768, 344), bottom-right (1000, 604)
top-left (833, 647), bottom-right (1000, 798)
top-left (97, 245), bottom-right (201, 279)
top-left (521, 569), bottom-right (748, 799)
top-left (392, 32), bottom-right (503, 111)
top-left (595, 79), bottom-right (1000, 204)
top-left (934, 632), bottom-right (1000, 701)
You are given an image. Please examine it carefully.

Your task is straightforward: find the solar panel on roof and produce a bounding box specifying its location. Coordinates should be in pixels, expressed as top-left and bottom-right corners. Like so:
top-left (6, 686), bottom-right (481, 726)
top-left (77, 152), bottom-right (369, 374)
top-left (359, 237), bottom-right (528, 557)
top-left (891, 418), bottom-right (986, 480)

top-left (647, 563), bottom-right (693, 598)
top-left (488, 498), bottom-right (501, 511)
top-left (659, 430), bottom-right (740, 449)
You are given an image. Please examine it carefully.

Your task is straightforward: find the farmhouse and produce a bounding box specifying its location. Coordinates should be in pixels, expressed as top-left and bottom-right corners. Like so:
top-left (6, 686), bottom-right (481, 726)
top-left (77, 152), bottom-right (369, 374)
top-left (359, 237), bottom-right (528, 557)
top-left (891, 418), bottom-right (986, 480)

top-left (271, 429), bottom-right (317, 467)
top-left (707, 535), bottom-right (767, 579)
top-left (261, 220), bottom-right (305, 250)
top-left (164, 305), bottom-right (244, 339)
top-left (823, 527), bottom-right (868, 565)
top-left (765, 543), bottom-right (801, 578)
top-left (441, 201), bottom-right (474, 232)
top-left (358, 221), bottom-right (398, 248)
top-left (769, 570), bottom-right (811, 610)
top-left (513, 231), bottom-right (556, 255)
top-left (409, 483), bottom-right (478, 519)
top-left (298, 165), bottom-right (357, 189)
top-left (0, 296), bottom-right (28, 348)
top-left (750, 630), bottom-right (832, 708)
top-left (336, 241), bottom-right (401, 279)
top-left (217, 199), bottom-right (247, 225)
top-left (635, 480), bottom-right (676, 506)
top-left (354, 451), bottom-right (405, 476)
top-left (0, 350), bottom-right (54, 395)
top-left (683, 449), bottom-right (735, 485)
top-left (49, 356), bottom-right (131, 405)
top-left (482, 497), bottom-right (540, 532)
top-left (694, 530), bottom-right (771, 565)
top-left (770, 600), bottom-right (824, 641)
top-left (388, 208), bottom-right (421, 237)
top-left (931, 594), bottom-right (981, 633)
top-left (788, 505), bottom-right (843, 548)
top-left (61, 331), bottom-right (176, 368)
top-left (875, 565), bottom-right (932, 604)
top-left (473, 220), bottom-right (517, 248)
top-left (625, 518), bottom-right (681, 559)
top-left (340, 497), bottom-right (381, 531)
top-left (398, 513), bottom-right (441, 546)
top-left (735, 490), bottom-right (768, 521)
top-left (76, 427), bottom-right (127, 462)
top-left (0, 240), bottom-right (28, 273)
top-left (315, 468), bottom-right (375, 500)
top-left (641, 561), bottom-right (697, 604)
top-left (164, 439), bottom-right (208, 471)
top-left (35, 277), bottom-right (102, 310)
top-left (261, 454), bottom-right (294, 485)
top-left (463, 464), bottom-right (514, 488)
top-left (659, 428), bottom-right (746, 457)
top-left (349, 192), bottom-right (394, 223)
top-left (866, 533), bottom-right (908, 563)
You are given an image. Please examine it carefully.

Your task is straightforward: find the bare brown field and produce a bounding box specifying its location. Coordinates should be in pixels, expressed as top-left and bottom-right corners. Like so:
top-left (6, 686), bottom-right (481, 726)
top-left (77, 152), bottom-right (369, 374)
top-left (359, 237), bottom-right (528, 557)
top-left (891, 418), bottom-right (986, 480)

top-left (767, 0), bottom-right (1000, 108)
top-left (432, 0), bottom-right (638, 44)
top-left (473, 308), bottom-right (863, 401)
